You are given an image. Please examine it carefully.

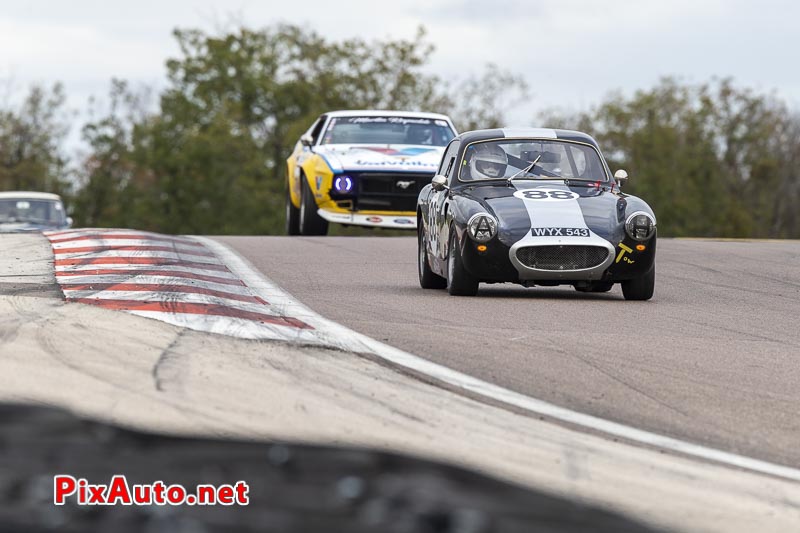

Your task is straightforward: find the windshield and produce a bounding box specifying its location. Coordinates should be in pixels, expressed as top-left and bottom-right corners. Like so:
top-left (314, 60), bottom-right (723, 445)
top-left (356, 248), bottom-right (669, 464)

top-left (321, 116), bottom-right (455, 146)
top-left (0, 198), bottom-right (66, 225)
top-left (459, 139), bottom-right (609, 182)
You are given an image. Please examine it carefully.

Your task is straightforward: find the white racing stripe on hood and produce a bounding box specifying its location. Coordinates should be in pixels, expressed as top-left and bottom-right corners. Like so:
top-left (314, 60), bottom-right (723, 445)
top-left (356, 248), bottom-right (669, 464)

top-left (511, 182), bottom-right (589, 234)
top-left (508, 181), bottom-right (615, 279)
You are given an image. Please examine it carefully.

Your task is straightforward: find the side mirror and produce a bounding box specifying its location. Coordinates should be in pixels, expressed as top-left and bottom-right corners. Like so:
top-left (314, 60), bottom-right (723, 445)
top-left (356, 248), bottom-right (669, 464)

top-left (300, 134), bottom-right (314, 147)
top-left (431, 175), bottom-right (448, 191)
top-left (614, 169), bottom-right (629, 186)
top-left (65, 216), bottom-right (74, 228)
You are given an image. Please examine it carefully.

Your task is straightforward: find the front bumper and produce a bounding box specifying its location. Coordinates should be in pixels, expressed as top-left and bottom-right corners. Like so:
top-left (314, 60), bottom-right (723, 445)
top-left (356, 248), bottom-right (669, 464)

top-left (317, 209), bottom-right (416, 230)
top-left (458, 233), bottom-right (655, 284)
top-left (508, 235), bottom-right (616, 281)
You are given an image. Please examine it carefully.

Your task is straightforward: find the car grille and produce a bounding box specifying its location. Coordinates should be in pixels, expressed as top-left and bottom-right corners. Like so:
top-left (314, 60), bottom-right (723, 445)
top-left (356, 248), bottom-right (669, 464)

top-left (516, 246), bottom-right (609, 271)
top-left (355, 172), bottom-right (432, 212)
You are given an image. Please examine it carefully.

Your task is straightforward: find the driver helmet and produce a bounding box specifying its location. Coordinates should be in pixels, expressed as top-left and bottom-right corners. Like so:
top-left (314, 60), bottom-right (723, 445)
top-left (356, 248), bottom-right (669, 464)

top-left (469, 143), bottom-right (507, 179)
top-left (406, 125), bottom-right (432, 145)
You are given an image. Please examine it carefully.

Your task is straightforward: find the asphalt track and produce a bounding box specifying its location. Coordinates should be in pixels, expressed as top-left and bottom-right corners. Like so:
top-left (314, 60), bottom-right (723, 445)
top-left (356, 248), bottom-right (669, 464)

top-left (217, 236), bottom-right (800, 468)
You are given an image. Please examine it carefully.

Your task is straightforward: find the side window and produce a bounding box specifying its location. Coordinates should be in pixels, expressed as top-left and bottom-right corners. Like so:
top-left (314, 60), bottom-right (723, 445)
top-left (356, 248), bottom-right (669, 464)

top-left (437, 141), bottom-right (460, 177)
top-left (309, 116), bottom-right (327, 144)
top-left (444, 157), bottom-right (456, 177)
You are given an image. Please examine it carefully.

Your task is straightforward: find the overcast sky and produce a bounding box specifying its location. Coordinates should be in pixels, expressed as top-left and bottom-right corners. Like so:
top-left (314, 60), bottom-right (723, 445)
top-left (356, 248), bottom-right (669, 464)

top-left (2, 0), bottom-right (799, 133)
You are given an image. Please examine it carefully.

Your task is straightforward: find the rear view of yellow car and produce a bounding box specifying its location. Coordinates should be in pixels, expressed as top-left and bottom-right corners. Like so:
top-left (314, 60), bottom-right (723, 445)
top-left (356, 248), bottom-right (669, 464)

top-left (286, 110), bottom-right (457, 235)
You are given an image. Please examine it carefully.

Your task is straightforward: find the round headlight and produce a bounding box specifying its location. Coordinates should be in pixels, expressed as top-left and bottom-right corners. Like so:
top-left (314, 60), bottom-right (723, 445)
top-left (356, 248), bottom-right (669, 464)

top-left (625, 211), bottom-right (656, 241)
top-left (333, 175), bottom-right (354, 193)
top-left (467, 213), bottom-right (498, 243)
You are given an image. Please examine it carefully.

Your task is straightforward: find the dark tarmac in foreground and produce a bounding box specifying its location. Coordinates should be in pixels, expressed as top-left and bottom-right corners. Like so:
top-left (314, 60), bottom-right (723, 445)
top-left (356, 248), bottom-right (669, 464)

top-left (0, 404), bottom-right (662, 533)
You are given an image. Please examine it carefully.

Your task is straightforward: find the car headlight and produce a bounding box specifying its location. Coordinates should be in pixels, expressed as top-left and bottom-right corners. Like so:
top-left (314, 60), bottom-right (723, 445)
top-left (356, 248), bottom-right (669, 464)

top-left (332, 174), bottom-right (354, 194)
top-left (625, 211), bottom-right (656, 241)
top-left (467, 213), bottom-right (498, 243)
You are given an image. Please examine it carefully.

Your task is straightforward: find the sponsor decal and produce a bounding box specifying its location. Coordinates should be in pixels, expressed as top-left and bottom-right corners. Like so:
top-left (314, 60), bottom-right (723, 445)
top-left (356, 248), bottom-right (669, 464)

top-left (360, 146), bottom-right (437, 157)
top-left (615, 243), bottom-right (635, 264)
top-left (365, 216), bottom-right (383, 223)
top-left (347, 116), bottom-right (434, 126)
top-left (531, 227), bottom-right (589, 237)
top-left (394, 218), bottom-right (414, 225)
top-left (513, 189), bottom-right (580, 201)
top-left (315, 176), bottom-right (323, 191)
top-left (353, 158), bottom-right (436, 167)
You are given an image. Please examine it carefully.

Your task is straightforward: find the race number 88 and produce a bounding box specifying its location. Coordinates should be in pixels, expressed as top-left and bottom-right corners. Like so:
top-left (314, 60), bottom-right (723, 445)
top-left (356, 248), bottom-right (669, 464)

top-left (517, 190), bottom-right (578, 200)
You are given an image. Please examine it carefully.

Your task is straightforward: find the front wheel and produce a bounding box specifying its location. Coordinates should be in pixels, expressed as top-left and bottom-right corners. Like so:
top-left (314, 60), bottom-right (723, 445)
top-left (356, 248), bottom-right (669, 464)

top-left (418, 226), bottom-right (446, 289)
top-left (622, 264), bottom-right (655, 301)
top-left (299, 176), bottom-right (328, 236)
top-left (286, 186), bottom-right (300, 235)
top-left (447, 229), bottom-right (479, 296)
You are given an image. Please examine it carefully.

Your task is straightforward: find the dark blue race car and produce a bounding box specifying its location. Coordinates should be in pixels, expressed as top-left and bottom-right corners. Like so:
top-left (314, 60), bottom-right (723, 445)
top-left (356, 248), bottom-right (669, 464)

top-left (417, 128), bottom-right (656, 299)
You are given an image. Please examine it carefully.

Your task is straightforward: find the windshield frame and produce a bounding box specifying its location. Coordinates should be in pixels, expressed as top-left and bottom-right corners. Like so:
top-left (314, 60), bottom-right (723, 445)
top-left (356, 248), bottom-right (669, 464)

top-left (318, 115), bottom-right (457, 147)
top-left (456, 137), bottom-right (611, 184)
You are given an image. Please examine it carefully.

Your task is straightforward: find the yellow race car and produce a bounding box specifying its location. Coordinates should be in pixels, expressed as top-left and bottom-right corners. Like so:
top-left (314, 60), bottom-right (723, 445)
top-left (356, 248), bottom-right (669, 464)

top-left (286, 110), bottom-right (457, 235)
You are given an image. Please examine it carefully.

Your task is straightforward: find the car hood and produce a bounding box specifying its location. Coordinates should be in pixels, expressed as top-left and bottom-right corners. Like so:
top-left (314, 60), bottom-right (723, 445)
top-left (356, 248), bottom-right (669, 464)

top-left (459, 181), bottom-right (627, 245)
top-left (316, 144), bottom-right (444, 174)
top-left (0, 221), bottom-right (65, 233)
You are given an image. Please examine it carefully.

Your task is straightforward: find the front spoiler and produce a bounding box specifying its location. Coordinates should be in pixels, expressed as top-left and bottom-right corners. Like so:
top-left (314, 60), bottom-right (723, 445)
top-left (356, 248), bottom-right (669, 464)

top-left (317, 209), bottom-right (416, 230)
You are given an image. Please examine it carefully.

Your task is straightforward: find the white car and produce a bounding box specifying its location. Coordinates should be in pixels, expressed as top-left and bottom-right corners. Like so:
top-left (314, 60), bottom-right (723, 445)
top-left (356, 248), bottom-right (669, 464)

top-left (285, 110), bottom-right (458, 235)
top-left (0, 191), bottom-right (72, 232)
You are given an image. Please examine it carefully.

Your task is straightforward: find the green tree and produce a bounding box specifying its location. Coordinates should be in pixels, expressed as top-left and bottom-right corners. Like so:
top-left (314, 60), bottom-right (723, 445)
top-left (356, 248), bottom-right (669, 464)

top-left (75, 24), bottom-right (527, 234)
top-left (0, 83), bottom-right (71, 194)
top-left (540, 78), bottom-right (797, 238)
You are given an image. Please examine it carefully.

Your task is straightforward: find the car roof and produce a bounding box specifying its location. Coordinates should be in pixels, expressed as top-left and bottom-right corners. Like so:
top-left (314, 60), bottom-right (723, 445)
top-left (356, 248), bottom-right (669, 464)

top-left (0, 191), bottom-right (63, 201)
top-left (454, 128), bottom-right (600, 148)
top-left (324, 110), bottom-right (453, 121)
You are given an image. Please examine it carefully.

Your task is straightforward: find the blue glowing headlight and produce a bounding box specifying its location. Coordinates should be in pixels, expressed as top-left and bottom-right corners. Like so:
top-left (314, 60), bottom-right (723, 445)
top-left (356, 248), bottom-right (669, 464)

top-left (333, 175), bottom-right (354, 193)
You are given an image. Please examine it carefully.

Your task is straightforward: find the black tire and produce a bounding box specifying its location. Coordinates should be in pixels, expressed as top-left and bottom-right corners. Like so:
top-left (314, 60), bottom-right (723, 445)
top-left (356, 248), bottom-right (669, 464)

top-left (418, 226), bottom-right (446, 289)
top-left (575, 281), bottom-right (614, 293)
top-left (299, 176), bottom-right (328, 236)
top-left (622, 264), bottom-right (655, 301)
top-left (285, 185), bottom-right (300, 235)
top-left (446, 229), bottom-right (479, 296)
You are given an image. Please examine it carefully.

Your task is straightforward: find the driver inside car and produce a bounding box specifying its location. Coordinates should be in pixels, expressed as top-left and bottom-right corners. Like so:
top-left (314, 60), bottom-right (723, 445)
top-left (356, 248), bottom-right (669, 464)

top-left (466, 143), bottom-right (508, 180)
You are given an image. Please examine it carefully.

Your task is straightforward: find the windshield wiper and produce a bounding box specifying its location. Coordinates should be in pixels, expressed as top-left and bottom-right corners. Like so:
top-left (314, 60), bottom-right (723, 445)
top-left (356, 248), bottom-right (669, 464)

top-left (507, 154), bottom-right (541, 184)
top-left (563, 178), bottom-right (607, 185)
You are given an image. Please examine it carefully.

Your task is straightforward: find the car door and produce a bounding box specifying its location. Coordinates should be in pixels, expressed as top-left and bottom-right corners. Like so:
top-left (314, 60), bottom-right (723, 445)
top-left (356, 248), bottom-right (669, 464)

top-left (289, 115), bottom-right (327, 201)
top-left (428, 141), bottom-right (459, 265)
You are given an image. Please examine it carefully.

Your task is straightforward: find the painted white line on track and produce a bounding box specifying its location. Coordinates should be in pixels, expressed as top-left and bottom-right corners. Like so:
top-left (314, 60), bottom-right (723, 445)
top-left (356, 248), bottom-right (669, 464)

top-left (55, 275), bottom-right (248, 292)
top-left (58, 277), bottom-right (256, 295)
top-left (200, 236), bottom-right (800, 484)
top-left (53, 250), bottom-right (224, 262)
top-left (50, 239), bottom-right (208, 251)
top-left (54, 263), bottom-right (237, 275)
top-left (63, 290), bottom-right (268, 309)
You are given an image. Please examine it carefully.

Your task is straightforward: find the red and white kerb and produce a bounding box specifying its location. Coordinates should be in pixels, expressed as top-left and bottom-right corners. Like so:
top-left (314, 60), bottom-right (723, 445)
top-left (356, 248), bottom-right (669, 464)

top-left (44, 229), bottom-right (313, 340)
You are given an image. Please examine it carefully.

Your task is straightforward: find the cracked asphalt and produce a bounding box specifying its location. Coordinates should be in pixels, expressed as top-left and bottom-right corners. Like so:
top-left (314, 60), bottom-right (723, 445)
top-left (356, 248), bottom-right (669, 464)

top-left (218, 236), bottom-right (800, 468)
